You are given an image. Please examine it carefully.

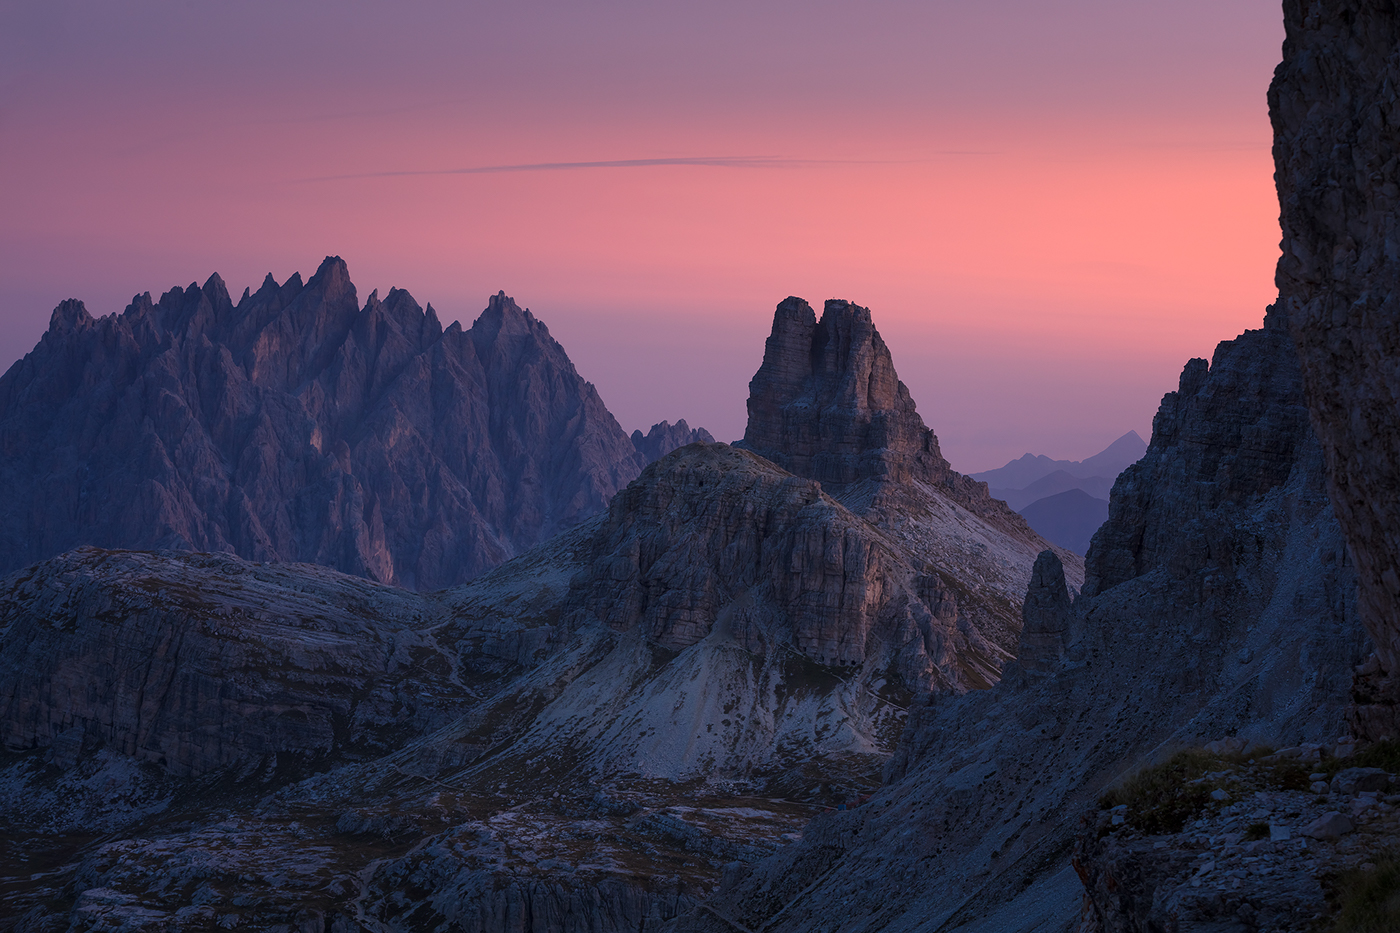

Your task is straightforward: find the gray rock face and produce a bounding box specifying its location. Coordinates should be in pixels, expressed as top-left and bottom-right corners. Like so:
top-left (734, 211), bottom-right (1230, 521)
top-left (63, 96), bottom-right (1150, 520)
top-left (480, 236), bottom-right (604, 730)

top-left (739, 297), bottom-right (1007, 518)
top-left (562, 443), bottom-right (1000, 690)
top-left (1271, 0), bottom-right (1400, 741)
top-left (0, 547), bottom-right (461, 778)
top-left (1009, 550), bottom-right (1073, 676)
top-left (0, 259), bottom-right (645, 589)
top-left (1084, 310), bottom-right (1313, 598)
top-left (663, 316), bottom-right (1367, 933)
top-left (734, 295), bottom-right (1079, 657)
top-left (631, 419), bottom-right (715, 463)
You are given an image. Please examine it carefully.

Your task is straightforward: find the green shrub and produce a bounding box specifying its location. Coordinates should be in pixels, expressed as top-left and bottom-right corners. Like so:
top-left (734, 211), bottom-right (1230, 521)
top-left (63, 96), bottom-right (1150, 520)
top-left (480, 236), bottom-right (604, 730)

top-left (1330, 851), bottom-right (1400, 933)
top-left (1099, 750), bottom-right (1226, 835)
top-left (1323, 739), bottom-right (1400, 777)
top-left (1244, 822), bottom-right (1270, 841)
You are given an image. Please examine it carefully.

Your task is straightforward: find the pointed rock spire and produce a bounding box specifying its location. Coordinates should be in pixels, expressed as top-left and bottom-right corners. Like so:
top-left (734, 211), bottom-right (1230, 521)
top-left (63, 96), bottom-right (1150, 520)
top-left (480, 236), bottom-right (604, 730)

top-left (739, 296), bottom-right (952, 486)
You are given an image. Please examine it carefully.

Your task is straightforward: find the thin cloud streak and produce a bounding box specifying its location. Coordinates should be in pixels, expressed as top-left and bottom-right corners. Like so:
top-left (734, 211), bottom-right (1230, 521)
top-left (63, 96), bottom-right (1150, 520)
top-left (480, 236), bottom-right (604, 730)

top-left (304, 153), bottom-right (995, 182)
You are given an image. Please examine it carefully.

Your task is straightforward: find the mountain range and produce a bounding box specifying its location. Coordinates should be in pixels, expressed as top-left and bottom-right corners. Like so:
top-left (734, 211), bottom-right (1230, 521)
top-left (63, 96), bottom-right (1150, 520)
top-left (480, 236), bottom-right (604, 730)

top-left (0, 260), bottom-right (707, 591)
top-left (3, 7), bottom-right (1400, 926)
top-left (0, 291), bottom-right (1070, 929)
top-left (970, 431), bottom-right (1146, 555)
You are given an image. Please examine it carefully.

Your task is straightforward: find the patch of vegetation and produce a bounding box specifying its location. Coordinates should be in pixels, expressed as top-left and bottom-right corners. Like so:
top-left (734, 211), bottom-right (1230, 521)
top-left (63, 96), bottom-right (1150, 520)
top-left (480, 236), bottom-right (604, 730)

top-left (1244, 822), bottom-right (1270, 841)
top-left (1322, 740), bottom-right (1400, 777)
top-left (1329, 850), bottom-right (1400, 933)
top-left (1099, 750), bottom-right (1232, 835)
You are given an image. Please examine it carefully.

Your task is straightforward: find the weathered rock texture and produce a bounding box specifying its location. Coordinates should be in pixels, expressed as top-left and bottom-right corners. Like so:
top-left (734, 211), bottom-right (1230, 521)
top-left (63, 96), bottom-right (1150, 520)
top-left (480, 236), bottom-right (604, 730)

top-left (563, 444), bottom-right (995, 686)
top-left (1075, 752), bottom-right (1400, 933)
top-left (1271, 0), bottom-right (1400, 741)
top-left (664, 316), bottom-right (1368, 933)
top-left (0, 259), bottom-right (645, 589)
top-left (1011, 550), bottom-right (1074, 676)
top-left (0, 547), bottom-right (458, 778)
top-left (631, 419), bottom-right (715, 463)
top-left (737, 296), bottom-right (1082, 657)
top-left (740, 298), bottom-right (1018, 519)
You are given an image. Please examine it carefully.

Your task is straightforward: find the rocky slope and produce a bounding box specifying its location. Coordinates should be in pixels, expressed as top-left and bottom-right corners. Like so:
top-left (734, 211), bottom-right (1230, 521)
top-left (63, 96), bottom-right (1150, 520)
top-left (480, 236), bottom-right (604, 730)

top-left (0, 259), bottom-right (646, 589)
top-left (1271, 0), bottom-right (1400, 743)
top-left (665, 310), bottom-right (1369, 933)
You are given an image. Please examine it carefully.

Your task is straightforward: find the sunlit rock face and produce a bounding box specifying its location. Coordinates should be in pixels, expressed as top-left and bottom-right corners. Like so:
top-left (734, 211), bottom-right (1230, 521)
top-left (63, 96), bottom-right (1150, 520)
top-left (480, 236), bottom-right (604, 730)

top-left (1271, 0), bottom-right (1400, 740)
top-left (0, 259), bottom-right (645, 589)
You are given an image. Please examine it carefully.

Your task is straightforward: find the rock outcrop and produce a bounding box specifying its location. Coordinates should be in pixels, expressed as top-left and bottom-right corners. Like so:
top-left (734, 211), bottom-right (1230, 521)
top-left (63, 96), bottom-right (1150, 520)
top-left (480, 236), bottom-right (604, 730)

top-left (1009, 550), bottom-right (1074, 677)
top-left (737, 296), bottom-right (1082, 657)
top-left (739, 298), bottom-right (1012, 517)
top-left (1271, 0), bottom-right (1400, 741)
top-left (631, 419), bottom-right (715, 463)
top-left (0, 547), bottom-right (460, 778)
top-left (664, 313), bottom-right (1367, 933)
top-left (0, 260), bottom-right (646, 589)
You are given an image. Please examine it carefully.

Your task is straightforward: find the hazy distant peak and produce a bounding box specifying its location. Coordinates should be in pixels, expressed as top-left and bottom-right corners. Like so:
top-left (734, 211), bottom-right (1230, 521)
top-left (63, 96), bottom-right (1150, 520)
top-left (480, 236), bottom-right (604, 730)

top-left (972, 430), bottom-right (1148, 490)
top-left (631, 419), bottom-right (716, 463)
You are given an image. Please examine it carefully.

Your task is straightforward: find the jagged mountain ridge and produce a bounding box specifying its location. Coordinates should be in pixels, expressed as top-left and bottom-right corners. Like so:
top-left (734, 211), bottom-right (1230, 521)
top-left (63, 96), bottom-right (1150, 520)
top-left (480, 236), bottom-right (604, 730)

top-left (631, 419), bottom-right (715, 462)
top-left (0, 293), bottom-right (1068, 929)
top-left (0, 258), bottom-right (657, 589)
top-left (971, 430), bottom-right (1148, 491)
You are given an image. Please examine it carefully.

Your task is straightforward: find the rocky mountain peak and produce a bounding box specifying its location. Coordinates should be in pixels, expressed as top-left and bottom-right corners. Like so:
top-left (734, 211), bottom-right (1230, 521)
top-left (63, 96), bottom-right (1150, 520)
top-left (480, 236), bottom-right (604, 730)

top-left (0, 262), bottom-right (649, 589)
top-left (630, 419), bottom-right (716, 463)
top-left (46, 299), bottom-right (93, 334)
top-left (740, 296), bottom-right (950, 488)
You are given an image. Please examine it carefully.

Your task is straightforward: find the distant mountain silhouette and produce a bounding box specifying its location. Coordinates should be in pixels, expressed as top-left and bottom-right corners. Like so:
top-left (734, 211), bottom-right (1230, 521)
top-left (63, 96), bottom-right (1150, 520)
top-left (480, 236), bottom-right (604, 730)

top-left (630, 419), bottom-right (715, 462)
top-left (971, 430), bottom-right (1147, 490)
top-left (990, 470), bottom-right (1115, 511)
top-left (1017, 487), bottom-right (1110, 556)
top-left (0, 257), bottom-right (665, 588)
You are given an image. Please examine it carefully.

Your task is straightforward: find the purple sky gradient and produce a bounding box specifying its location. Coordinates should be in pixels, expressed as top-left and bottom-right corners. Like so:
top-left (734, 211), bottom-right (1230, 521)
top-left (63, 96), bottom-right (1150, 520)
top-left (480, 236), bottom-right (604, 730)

top-left (0, 1), bottom-right (1285, 471)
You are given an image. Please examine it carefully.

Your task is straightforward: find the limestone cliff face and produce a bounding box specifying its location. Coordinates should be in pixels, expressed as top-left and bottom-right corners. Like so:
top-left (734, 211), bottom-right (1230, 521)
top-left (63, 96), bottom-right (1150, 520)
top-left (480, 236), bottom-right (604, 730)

top-left (1271, 0), bottom-right (1400, 740)
top-left (1084, 311), bottom-right (1313, 598)
top-left (563, 443), bottom-right (995, 690)
top-left (666, 313), bottom-right (1366, 933)
top-left (0, 260), bottom-right (645, 589)
top-left (739, 298), bottom-right (1010, 519)
top-left (736, 296), bottom-right (1080, 658)
top-left (0, 547), bottom-right (463, 778)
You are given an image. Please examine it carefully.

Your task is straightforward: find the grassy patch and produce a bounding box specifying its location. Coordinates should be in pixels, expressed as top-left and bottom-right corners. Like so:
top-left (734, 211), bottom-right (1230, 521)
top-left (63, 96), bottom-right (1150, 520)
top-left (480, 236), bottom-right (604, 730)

top-left (1330, 851), bottom-right (1400, 933)
top-left (1244, 822), bottom-right (1270, 841)
top-left (1322, 740), bottom-right (1400, 777)
top-left (1099, 750), bottom-right (1230, 834)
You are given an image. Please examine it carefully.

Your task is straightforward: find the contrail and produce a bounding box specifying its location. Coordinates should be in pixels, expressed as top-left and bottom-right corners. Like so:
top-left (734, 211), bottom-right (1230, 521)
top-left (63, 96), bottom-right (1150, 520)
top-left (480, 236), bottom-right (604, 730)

top-left (303, 154), bottom-right (994, 182)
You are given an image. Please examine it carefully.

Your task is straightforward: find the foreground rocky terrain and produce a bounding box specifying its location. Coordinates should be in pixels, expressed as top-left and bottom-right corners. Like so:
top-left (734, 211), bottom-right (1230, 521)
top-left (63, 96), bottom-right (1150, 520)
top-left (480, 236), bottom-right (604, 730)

top-left (0, 261), bottom-right (665, 590)
top-left (1077, 743), bottom-right (1400, 931)
top-left (0, 297), bottom-right (1061, 930)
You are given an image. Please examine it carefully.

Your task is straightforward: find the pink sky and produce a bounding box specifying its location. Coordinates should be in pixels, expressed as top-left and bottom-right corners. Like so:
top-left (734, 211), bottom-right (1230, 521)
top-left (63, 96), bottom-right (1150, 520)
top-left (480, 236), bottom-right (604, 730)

top-left (0, 1), bottom-right (1284, 472)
